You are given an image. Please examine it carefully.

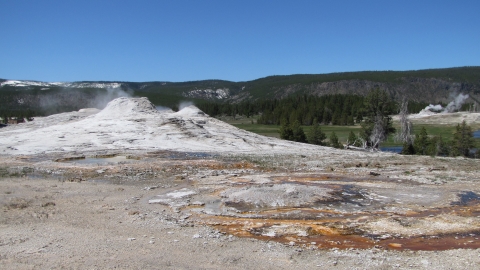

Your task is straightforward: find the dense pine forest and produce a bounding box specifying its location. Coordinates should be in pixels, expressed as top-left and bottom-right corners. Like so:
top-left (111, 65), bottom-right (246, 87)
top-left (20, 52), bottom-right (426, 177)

top-left (197, 94), bottom-right (430, 126)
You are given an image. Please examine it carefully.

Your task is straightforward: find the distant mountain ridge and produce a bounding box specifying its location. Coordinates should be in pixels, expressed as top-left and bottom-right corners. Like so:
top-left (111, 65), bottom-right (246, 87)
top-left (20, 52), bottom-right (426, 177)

top-left (1, 67), bottom-right (480, 114)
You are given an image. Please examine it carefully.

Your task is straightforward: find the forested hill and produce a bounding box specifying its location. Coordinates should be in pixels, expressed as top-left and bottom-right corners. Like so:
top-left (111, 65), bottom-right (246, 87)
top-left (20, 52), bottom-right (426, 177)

top-left (242, 67), bottom-right (480, 102)
top-left (1, 66), bottom-right (480, 116)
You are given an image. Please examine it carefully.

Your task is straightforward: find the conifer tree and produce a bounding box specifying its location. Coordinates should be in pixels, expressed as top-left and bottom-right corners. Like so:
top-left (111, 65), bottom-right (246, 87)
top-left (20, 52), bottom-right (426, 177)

top-left (436, 136), bottom-right (450, 156)
top-left (414, 127), bottom-right (430, 155)
top-left (279, 121), bottom-right (293, 141)
top-left (329, 132), bottom-right (342, 149)
top-left (291, 120), bottom-right (307, 143)
top-left (401, 141), bottom-right (416, 155)
top-left (451, 120), bottom-right (475, 157)
top-left (347, 131), bottom-right (359, 147)
top-left (307, 119), bottom-right (326, 145)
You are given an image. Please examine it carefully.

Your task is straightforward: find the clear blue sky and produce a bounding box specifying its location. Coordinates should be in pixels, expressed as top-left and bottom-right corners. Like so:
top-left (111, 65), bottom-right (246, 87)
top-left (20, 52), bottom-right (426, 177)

top-left (1, 0), bottom-right (479, 82)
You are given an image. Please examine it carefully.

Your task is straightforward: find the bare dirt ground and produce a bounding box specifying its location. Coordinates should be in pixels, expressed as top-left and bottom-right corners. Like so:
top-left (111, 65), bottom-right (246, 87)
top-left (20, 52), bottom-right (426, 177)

top-left (1, 150), bottom-right (480, 269)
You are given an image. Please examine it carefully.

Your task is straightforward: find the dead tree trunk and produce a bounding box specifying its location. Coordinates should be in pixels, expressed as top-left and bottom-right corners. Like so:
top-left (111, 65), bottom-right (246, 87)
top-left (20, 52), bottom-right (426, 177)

top-left (395, 99), bottom-right (413, 145)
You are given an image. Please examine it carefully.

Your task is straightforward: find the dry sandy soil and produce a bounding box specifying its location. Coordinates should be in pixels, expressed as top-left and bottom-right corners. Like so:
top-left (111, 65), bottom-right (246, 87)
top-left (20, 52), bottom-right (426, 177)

top-left (1, 98), bottom-right (480, 269)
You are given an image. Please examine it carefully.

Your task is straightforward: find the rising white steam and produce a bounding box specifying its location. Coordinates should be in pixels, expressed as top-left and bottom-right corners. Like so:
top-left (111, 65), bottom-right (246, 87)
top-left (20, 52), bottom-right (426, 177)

top-left (444, 93), bottom-right (469, 113)
top-left (91, 87), bottom-right (133, 109)
top-left (37, 85), bottom-right (133, 112)
top-left (422, 93), bottom-right (469, 114)
top-left (155, 105), bottom-right (171, 112)
top-left (179, 101), bottom-right (194, 110)
top-left (423, 104), bottom-right (444, 112)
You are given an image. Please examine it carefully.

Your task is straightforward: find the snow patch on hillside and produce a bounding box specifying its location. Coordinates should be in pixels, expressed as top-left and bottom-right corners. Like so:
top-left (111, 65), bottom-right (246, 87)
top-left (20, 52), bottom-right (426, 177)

top-left (0, 80), bottom-right (123, 89)
top-left (0, 80), bottom-right (64, 87)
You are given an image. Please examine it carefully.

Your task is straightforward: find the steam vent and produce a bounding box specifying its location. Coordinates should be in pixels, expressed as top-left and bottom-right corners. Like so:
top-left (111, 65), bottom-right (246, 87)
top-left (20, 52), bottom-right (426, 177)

top-left (0, 97), bottom-right (307, 155)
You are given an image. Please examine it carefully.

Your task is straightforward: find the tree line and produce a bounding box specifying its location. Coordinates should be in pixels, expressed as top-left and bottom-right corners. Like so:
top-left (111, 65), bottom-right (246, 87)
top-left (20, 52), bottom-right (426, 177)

top-left (399, 121), bottom-right (476, 158)
top-left (258, 94), bottom-right (365, 126)
top-left (0, 109), bottom-right (36, 124)
top-left (278, 119), bottom-right (344, 149)
top-left (200, 89), bottom-right (478, 158)
top-left (278, 89), bottom-right (397, 148)
top-left (198, 94), bottom-right (430, 126)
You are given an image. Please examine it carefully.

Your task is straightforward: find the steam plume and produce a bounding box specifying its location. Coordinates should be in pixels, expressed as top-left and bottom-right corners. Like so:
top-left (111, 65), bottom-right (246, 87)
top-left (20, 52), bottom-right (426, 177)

top-left (444, 93), bottom-right (469, 113)
top-left (422, 93), bottom-right (469, 113)
top-left (179, 101), bottom-right (194, 110)
top-left (423, 104), bottom-right (443, 112)
top-left (155, 105), bottom-right (171, 112)
top-left (91, 87), bottom-right (133, 109)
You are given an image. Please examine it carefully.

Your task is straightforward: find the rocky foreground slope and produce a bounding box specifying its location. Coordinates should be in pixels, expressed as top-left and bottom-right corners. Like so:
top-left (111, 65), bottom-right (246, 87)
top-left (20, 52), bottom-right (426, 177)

top-left (1, 97), bottom-right (480, 269)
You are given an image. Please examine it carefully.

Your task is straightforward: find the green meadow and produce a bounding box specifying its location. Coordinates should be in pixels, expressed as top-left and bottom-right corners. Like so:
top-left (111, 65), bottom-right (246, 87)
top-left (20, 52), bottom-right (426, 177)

top-left (224, 116), bottom-right (480, 148)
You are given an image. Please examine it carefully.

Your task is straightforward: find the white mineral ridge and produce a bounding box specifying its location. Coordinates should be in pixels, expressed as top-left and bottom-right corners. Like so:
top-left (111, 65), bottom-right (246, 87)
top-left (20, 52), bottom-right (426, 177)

top-left (165, 189), bottom-right (196, 199)
top-left (94, 96), bottom-right (159, 118)
top-left (0, 97), bottom-right (327, 155)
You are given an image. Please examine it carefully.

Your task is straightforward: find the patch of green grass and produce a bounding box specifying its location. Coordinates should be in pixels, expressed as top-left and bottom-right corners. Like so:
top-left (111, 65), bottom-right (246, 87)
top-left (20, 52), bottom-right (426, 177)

top-left (304, 125), bottom-right (362, 143)
top-left (220, 116), bottom-right (279, 138)
top-left (384, 123), bottom-right (480, 147)
top-left (230, 123), bottom-right (282, 138)
top-left (0, 167), bottom-right (9, 178)
top-left (225, 116), bottom-right (480, 148)
top-left (0, 167), bottom-right (33, 178)
top-left (226, 117), bottom-right (362, 141)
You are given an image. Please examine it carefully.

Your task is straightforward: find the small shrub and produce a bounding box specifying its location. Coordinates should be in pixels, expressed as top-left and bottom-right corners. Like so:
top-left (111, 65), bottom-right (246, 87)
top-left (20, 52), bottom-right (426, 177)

top-left (5, 198), bottom-right (30, 210)
top-left (41, 202), bottom-right (56, 207)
